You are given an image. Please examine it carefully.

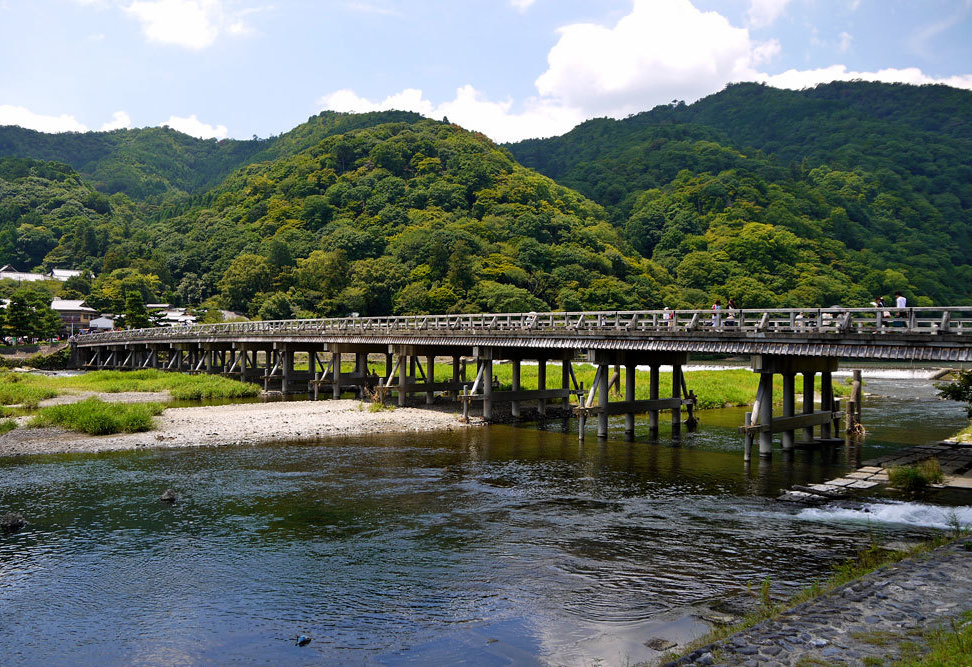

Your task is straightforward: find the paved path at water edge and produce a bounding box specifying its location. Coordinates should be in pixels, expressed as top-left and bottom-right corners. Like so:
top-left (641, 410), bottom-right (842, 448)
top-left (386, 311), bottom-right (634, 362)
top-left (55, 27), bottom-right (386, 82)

top-left (667, 538), bottom-right (972, 665)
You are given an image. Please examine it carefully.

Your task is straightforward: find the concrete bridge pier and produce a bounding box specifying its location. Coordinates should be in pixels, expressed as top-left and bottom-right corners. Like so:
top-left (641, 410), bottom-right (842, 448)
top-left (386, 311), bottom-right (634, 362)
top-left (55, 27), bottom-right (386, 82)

top-left (537, 358), bottom-right (548, 418)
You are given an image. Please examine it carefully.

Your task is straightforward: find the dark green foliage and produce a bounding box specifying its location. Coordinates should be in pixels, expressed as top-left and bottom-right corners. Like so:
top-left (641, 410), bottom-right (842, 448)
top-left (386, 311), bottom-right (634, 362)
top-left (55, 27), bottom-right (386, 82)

top-left (938, 371), bottom-right (972, 416)
top-left (508, 81), bottom-right (972, 306)
top-left (4, 287), bottom-right (61, 340)
top-left (123, 290), bottom-right (150, 329)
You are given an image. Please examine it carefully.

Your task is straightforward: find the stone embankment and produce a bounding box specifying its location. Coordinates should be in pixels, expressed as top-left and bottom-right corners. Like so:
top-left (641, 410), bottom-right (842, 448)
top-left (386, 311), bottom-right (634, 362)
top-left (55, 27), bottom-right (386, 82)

top-left (667, 538), bottom-right (972, 666)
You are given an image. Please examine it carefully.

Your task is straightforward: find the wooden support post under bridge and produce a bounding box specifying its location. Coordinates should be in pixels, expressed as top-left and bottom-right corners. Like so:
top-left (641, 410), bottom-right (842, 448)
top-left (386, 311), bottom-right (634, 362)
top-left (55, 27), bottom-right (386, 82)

top-left (574, 350), bottom-right (696, 441)
top-left (741, 355), bottom-right (846, 461)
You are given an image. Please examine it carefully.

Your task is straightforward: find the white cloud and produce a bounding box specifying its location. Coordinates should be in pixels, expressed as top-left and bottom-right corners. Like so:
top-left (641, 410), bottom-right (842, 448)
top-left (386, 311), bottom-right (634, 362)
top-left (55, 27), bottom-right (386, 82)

top-left (162, 113), bottom-right (228, 138)
top-left (101, 110), bottom-right (133, 131)
top-left (756, 65), bottom-right (972, 91)
top-left (315, 0), bottom-right (972, 143)
top-left (121, 0), bottom-right (268, 49)
top-left (0, 105), bottom-right (88, 133)
top-left (747, 0), bottom-right (790, 29)
top-left (124, 0), bottom-right (219, 49)
top-left (510, 0), bottom-right (536, 12)
top-left (320, 88), bottom-right (435, 116)
top-left (318, 86), bottom-right (583, 143)
top-left (534, 0), bottom-right (773, 118)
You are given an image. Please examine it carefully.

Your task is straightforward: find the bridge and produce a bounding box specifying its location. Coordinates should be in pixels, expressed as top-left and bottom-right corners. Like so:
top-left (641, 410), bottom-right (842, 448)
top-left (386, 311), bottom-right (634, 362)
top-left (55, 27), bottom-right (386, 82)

top-left (73, 306), bottom-right (972, 458)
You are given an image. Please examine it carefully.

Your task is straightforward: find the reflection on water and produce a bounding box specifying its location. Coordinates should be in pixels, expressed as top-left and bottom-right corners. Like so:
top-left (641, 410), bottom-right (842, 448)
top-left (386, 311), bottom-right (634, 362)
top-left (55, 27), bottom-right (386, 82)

top-left (0, 376), bottom-right (969, 665)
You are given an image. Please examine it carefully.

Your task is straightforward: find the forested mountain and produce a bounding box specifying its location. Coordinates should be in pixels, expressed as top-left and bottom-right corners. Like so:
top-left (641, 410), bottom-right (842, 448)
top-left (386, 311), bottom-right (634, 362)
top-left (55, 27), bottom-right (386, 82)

top-left (508, 81), bottom-right (972, 305)
top-left (0, 110), bottom-right (423, 200)
top-left (0, 81), bottom-right (970, 321)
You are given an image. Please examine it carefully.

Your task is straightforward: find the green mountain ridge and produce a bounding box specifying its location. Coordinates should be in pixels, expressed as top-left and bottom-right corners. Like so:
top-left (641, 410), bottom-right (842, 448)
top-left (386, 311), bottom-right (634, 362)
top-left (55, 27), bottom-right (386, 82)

top-left (0, 81), bottom-right (969, 321)
top-left (0, 110), bottom-right (425, 200)
top-left (507, 81), bottom-right (972, 305)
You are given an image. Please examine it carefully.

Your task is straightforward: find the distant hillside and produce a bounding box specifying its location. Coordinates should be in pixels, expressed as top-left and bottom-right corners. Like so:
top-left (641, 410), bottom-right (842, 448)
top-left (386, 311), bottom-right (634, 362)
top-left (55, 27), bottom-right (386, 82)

top-left (0, 110), bottom-right (424, 200)
top-left (508, 81), bottom-right (972, 304)
top-left (1, 82), bottom-right (970, 319)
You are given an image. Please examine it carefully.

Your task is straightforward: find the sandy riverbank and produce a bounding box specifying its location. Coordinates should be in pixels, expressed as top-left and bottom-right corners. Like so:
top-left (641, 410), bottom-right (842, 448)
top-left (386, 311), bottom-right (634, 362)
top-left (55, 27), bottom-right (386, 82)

top-left (0, 399), bottom-right (469, 456)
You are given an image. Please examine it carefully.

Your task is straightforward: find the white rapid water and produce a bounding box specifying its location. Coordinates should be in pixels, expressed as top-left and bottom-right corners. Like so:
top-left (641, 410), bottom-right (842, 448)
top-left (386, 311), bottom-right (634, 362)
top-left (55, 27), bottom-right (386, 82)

top-left (797, 501), bottom-right (972, 530)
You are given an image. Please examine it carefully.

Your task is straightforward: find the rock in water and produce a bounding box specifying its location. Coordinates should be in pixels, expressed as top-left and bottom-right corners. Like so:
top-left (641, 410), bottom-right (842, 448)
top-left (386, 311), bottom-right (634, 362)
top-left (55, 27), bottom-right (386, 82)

top-left (160, 489), bottom-right (177, 503)
top-left (296, 635), bottom-right (312, 647)
top-left (644, 637), bottom-right (677, 651)
top-left (1, 512), bottom-right (25, 533)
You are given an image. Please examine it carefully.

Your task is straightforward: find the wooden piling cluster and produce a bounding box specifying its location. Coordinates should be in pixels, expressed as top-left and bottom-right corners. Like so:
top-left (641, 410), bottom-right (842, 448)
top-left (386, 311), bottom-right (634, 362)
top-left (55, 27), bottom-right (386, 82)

top-left (739, 355), bottom-right (845, 460)
top-left (572, 350), bottom-right (696, 440)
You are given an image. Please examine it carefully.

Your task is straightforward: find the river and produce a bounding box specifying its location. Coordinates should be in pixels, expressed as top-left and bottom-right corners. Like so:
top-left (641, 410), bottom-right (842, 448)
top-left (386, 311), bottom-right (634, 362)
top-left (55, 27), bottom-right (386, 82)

top-left (1, 372), bottom-right (971, 665)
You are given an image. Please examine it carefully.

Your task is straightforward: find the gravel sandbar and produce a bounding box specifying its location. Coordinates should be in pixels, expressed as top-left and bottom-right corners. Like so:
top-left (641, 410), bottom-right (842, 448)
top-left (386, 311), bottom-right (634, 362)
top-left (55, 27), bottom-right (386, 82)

top-left (0, 400), bottom-right (468, 456)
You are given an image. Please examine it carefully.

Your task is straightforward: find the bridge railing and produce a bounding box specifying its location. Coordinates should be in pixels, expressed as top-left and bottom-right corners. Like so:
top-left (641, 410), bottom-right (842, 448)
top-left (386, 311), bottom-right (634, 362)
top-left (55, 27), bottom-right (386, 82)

top-left (73, 307), bottom-right (972, 344)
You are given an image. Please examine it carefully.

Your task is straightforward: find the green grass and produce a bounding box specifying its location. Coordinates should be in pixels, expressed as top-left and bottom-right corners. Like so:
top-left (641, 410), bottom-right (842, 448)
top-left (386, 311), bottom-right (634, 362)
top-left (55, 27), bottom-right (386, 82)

top-left (0, 371), bottom-right (59, 408)
top-left (0, 369), bottom-right (261, 406)
top-left (29, 398), bottom-right (165, 435)
top-left (896, 610), bottom-right (972, 666)
top-left (0, 418), bottom-right (17, 434)
top-left (60, 369), bottom-right (262, 400)
top-left (889, 459), bottom-right (945, 493)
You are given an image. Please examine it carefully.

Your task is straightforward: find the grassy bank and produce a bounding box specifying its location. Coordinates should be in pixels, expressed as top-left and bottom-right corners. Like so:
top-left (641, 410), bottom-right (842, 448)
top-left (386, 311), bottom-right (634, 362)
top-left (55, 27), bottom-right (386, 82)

top-left (486, 363), bottom-right (848, 410)
top-left (0, 369), bottom-right (261, 407)
top-left (325, 359), bottom-right (848, 409)
top-left (57, 369), bottom-right (262, 400)
top-left (29, 398), bottom-right (165, 435)
top-left (947, 423), bottom-right (972, 444)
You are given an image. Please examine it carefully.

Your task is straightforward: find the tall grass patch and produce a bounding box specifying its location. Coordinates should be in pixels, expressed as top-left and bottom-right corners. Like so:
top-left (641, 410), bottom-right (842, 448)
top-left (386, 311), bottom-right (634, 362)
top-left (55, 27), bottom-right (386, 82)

top-left (889, 459), bottom-right (945, 493)
top-left (29, 398), bottom-right (165, 435)
top-left (56, 370), bottom-right (262, 400)
top-left (0, 370), bottom-right (59, 407)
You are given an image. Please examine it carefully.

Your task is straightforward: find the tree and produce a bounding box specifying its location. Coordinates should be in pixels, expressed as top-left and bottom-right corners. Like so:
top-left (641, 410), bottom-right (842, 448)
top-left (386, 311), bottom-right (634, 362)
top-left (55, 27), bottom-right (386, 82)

top-left (5, 287), bottom-right (61, 341)
top-left (88, 268), bottom-right (161, 313)
top-left (219, 253), bottom-right (272, 313)
top-left (123, 290), bottom-right (151, 329)
top-left (258, 292), bottom-right (294, 320)
top-left (938, 372), bottom-right (972, 417)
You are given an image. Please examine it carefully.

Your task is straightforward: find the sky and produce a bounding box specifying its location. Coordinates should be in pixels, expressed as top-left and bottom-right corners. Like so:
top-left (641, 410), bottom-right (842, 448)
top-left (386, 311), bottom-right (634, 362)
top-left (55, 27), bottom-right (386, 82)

top-left (1, 0), bottom-right (971, 143)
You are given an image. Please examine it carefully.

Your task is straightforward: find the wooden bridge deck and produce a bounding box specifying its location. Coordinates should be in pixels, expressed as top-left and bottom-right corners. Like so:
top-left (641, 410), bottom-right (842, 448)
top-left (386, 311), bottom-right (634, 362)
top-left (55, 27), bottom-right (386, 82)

top-left (75, 307), bottom-right (972, 361)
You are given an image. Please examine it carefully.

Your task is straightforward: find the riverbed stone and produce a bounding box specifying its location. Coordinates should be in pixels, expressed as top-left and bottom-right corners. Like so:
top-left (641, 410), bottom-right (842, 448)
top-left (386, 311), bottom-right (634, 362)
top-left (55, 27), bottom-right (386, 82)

top-left (646, 637), bottom-right (677, 651)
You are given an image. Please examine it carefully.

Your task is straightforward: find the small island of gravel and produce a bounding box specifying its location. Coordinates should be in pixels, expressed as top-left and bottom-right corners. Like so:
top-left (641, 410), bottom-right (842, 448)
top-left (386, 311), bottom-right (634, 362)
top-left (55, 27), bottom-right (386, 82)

top-left (0, 399), bottom-right (468, 456)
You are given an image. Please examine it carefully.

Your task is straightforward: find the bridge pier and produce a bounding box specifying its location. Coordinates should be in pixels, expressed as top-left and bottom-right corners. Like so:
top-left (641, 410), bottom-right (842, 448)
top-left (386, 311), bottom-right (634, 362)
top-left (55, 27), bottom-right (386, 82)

top-left (742, 355), bottom-right (843, 460)
top-left (458, 348), bottom-right (576, 422)
top-left (575, 351), bottom-right (695, 440)
top-left (380, 345), bottom-right (467, 407)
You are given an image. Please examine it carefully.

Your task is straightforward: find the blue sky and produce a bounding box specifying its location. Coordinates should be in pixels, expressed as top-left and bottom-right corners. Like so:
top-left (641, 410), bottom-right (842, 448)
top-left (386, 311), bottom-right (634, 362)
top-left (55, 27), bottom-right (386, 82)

top-left (1, 0), bottom-right (970, 142)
